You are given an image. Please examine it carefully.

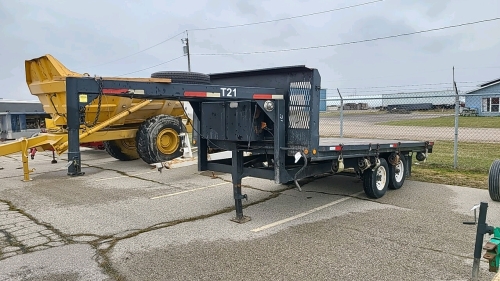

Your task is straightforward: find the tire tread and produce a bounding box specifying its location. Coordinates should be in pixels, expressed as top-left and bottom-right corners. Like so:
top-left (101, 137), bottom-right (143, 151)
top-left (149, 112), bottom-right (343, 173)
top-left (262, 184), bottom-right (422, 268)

top-left (488, 159), bottom-right (500, 201)
top-left (104, 140), bottom-right (139, 161)
top-left (135, 114), bottom-right (183, 164)
top-left (362, 158), bottom-right (389, 199)
top-left (150, 71), bottom-right (211, 84)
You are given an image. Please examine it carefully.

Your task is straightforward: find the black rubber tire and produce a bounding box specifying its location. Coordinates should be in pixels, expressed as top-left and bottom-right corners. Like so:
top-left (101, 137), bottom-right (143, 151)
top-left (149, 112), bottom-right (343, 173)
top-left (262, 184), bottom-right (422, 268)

top-left (362, 158), bottom-right (389, 199)
top-left (102, 140), bottom-right (139, 161)
top-left (135, 114), bottom-right (184, 164)
top-left (150, 71), bottom-right (211, 84)
top-left (388, 154), bottom-right (407, 190)
top-left (104, 139), bottom-right (140, 161)
top-left (488, 159), bottom-right (500, 201)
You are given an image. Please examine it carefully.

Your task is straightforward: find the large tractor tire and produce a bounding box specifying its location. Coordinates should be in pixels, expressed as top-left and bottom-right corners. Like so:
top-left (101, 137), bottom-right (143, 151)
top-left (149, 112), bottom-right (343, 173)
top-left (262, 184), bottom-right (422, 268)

top-left (135, 114), bottom-right (185, 164)
top-left (150, 71), bottom-right (211, 84)
top-left (488, 159), bottom-right (500, 201)
top-left (104, 138), bottom-right (140, 161)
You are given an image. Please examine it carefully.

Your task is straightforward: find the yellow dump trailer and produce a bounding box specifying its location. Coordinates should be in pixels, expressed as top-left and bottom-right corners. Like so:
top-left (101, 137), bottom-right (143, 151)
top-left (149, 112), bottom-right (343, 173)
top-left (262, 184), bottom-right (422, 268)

top-left (0, 54), bottom-right (207, 180)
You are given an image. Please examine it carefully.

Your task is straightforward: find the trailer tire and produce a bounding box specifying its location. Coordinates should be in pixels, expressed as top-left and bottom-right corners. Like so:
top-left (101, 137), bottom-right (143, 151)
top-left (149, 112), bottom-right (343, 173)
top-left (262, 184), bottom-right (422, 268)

top-left (104, 139), bottom-right (140, 161)
top-left (150, 71), bottom-right (211, 84)
top-left (362, 158), bottom-right (389, 199)
top-left (488, 159), bottom-right (500, 201)
top-left (136, 114), bottom-right (184, 164)
top-left (388, 154), bottom-right (407, 190)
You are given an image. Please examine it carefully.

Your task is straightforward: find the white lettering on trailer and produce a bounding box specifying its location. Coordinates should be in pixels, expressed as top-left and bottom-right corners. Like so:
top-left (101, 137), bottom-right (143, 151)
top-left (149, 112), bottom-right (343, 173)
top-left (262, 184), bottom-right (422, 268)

top-left (221, 87), bottom-right (237, 97)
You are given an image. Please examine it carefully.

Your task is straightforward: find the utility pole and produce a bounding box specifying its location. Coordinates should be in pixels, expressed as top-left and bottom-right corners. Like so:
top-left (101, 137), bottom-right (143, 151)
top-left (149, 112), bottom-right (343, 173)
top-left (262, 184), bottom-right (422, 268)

top-left (181, 31), bottom-right (191, 72)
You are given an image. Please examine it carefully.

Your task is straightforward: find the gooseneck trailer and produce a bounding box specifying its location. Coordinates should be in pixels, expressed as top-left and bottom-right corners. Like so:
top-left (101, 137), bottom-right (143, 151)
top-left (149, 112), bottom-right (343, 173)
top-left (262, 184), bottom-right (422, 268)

top-left (63, 65), bottom-right (434, 223)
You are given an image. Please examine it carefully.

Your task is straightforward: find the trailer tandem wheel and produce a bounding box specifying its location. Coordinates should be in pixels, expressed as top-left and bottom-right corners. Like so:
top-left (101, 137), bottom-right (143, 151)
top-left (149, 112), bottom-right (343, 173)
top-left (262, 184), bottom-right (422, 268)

top-left (135, 114), bottom-right (184, 164)
top-left (388, 154), bottom-right (407, 190)
top-left (362, 158), bottom-right (389, 199)
top-left (103, 138), bottom-right (140, 161)
top-left (488, 159), bottom-right (500, 201)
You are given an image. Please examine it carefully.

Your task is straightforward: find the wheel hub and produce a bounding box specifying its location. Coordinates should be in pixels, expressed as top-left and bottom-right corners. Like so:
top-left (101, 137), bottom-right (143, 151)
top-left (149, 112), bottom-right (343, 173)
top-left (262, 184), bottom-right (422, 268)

top-left (394, 160), bottom-right (404, 182)
top-left (120, 138), bottom-right (136, 150)
top-left (376, 166), bottom-right (387, 191)
top-left (156, 128), bottom-right (179, 155)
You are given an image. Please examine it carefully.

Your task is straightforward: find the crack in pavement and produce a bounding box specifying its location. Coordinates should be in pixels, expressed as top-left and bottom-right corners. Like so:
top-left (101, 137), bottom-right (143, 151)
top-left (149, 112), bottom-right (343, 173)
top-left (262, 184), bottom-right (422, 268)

top-left (0, 176), bottom-right (307, 280)
top-left (341, 223), bottom-right (480, 263)
top-left (0, 165), bottom-right (324, 280)
top-left (0, 229), bottom-right (27, 254)
top-left (89, 183), bottom-right (297, 281)
top-left (83, 164), bottom-right (182, 189)
top-left (0, 200), bottom-right (73, 261)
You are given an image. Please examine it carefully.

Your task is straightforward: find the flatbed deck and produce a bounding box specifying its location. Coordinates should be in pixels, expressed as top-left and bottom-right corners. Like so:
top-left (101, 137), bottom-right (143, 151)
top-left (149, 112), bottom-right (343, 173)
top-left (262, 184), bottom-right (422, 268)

top-left (319, 137), bottom-right (428, 146)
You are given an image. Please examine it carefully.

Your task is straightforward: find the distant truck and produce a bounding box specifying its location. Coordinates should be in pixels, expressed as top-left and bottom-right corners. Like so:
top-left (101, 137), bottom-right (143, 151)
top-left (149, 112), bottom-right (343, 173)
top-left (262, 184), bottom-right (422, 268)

top-left (387, 103), bottom-right (433, 112)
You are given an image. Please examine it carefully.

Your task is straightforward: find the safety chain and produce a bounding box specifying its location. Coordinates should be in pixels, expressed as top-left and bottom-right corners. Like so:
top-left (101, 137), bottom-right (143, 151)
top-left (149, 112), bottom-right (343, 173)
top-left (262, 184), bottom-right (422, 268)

top-left (85, 77), bottom-right (104, 128)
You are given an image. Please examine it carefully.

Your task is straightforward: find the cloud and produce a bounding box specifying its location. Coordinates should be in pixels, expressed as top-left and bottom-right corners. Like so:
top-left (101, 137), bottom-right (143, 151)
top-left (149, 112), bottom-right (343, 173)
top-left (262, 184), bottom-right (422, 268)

top-left (0, 0), bottom-right (499, 101)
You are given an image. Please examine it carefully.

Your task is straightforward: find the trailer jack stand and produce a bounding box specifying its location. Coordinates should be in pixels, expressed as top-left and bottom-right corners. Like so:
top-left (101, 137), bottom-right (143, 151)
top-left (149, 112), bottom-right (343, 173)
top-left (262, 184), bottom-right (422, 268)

top-left (51, 151), bottom-right (57, 164)
top-left (20, 139), bottom-right (34, 182)
top-left (230, 149), bottom-right (251, 224)
top-left (66, 156), bottom-right (84, 177)
top-left (464, 202), bottom-right (500, 280)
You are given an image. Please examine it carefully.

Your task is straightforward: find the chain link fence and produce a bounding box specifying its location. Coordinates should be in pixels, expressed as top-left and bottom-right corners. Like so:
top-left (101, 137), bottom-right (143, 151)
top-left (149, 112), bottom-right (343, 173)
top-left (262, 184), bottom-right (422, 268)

top-left (319, 89), bottom-right (500, 173)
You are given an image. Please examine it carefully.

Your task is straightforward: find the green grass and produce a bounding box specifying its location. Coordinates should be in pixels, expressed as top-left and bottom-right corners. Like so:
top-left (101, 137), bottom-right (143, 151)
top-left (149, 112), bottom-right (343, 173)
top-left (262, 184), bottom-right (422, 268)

top-left (408, 140), bottom-right (500, 188)
top-left (378, 116), bottom-right (500, 128)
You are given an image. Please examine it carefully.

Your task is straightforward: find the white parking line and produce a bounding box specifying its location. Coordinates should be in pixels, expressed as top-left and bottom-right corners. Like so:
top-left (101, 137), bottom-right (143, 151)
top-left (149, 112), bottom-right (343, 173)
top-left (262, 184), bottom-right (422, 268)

top-left (251, 191), bottom-right (364, 232)
top-left (150, 182), bottom-right (231, 200)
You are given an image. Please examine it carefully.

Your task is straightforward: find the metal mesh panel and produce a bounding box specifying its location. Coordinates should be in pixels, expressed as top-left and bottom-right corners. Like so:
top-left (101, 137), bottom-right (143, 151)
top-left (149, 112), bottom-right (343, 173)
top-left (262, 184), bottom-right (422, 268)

top-left (287, 81), bottom-right (313, 147)
top-left (288, 82), bottom-right (311, 129)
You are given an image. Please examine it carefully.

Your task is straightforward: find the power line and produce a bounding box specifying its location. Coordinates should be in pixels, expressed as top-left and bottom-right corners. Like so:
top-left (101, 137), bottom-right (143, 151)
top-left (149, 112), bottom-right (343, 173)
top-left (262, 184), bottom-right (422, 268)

top-left (335, 81), bottom-right (489, 90)
top-left (116, 55), bottom-right (185, 77)
top-left (87, 0), bottom-right (383, 68)
top-left (190, 0), bottom-right (384, 31)
top-left (331, 87), bottom-right (456, 93)
top-left (119, 17), bottom-right (500, 76)
top-left (191, 17), bottom-right (500, 56)
top-left (88, 31), bottom-right (186, 68)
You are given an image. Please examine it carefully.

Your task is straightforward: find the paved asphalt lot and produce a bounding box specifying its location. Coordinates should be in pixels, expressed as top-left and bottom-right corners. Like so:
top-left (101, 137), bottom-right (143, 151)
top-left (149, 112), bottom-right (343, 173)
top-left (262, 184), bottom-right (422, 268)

top-left (1, 148), bottom-right (500, 281)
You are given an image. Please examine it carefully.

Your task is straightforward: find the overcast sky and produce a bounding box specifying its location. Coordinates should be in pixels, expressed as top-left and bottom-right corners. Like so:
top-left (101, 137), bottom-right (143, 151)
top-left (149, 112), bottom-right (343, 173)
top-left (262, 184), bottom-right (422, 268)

top-left (1, 0), bottom-right (499, 101)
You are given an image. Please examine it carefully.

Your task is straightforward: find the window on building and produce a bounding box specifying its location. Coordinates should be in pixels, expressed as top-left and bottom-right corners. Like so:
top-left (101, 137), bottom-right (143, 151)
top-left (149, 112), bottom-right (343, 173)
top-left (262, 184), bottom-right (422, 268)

top-left (482, 97), bottom-right (500, 112)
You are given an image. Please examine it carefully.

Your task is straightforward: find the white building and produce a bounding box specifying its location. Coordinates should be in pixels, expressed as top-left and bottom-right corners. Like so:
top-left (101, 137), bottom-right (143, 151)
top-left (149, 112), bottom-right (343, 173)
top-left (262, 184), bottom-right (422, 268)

top-left (0, 99), bottom-right (49, 141)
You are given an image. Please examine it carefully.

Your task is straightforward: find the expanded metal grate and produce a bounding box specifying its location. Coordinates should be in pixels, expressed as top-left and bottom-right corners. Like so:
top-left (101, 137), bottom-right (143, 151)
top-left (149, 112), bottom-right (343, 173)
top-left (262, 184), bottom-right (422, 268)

top-left (288, 81), bottom-right (311, 130)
